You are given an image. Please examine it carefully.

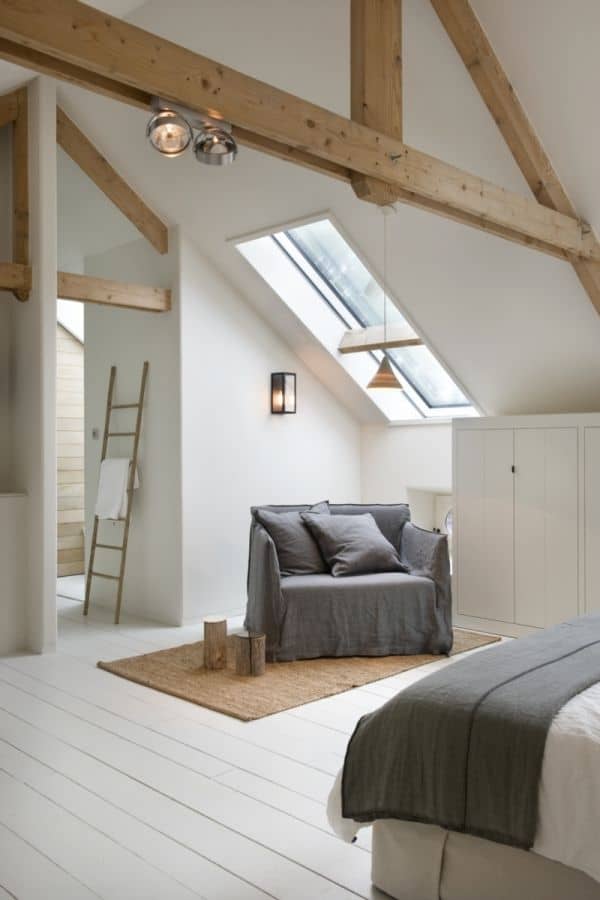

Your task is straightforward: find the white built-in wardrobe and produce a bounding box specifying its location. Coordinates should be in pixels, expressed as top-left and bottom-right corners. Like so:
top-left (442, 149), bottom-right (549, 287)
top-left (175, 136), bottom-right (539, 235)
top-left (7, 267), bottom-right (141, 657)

top-left (453, 413), bottom-right (600, 637)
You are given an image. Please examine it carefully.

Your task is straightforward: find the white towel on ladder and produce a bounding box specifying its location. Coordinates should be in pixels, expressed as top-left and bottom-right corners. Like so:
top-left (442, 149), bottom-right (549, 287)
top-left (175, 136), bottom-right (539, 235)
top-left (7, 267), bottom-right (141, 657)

top-left (95, 458), bottom-right (140, 520)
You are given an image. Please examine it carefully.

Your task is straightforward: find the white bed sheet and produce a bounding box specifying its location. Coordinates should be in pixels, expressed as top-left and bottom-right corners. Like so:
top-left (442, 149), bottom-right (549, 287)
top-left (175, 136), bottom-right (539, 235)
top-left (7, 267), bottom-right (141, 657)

top-left (328, 679), bottom-right (600, 885)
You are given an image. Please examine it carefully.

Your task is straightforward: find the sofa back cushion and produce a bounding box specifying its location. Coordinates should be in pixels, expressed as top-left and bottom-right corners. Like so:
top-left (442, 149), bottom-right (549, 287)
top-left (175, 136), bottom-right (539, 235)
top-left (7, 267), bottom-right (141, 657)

top-left (253, 501), bottom-right (330, 576)
top-left (302, 512), bottom-right (408, 577)
top-left (330, 504), bottom-right (410, 551)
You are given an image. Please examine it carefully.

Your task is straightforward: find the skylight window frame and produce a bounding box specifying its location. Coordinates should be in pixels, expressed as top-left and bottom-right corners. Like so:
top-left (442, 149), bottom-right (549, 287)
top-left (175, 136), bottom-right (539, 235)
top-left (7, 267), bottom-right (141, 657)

top-left (280, 219), bottom-right (472, 415)
top-left (233, 211), bottom-right (478, 420)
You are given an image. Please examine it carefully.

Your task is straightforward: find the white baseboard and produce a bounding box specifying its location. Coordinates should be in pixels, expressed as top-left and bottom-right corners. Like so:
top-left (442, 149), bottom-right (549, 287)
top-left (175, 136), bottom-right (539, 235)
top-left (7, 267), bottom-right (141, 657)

top-left (454, 613), bottom-right (539, 639)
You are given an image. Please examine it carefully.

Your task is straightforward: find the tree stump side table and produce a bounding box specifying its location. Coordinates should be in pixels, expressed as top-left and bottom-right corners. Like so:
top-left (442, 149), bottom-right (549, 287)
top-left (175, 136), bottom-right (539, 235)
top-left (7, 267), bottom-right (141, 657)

top-left (235, 631), bottom-right (266, 676)
top-left (203, 616), bottom-right (227, 669)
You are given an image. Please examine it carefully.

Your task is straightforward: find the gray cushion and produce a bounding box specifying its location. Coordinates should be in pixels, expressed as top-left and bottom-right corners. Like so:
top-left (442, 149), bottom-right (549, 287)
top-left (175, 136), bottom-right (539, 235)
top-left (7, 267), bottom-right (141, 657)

top-left (302, 512), bottom-right (408, 577)
top-left (253, 501), bottom-right (330, 576)
top-left (331, 504), bottom-right (410, 550)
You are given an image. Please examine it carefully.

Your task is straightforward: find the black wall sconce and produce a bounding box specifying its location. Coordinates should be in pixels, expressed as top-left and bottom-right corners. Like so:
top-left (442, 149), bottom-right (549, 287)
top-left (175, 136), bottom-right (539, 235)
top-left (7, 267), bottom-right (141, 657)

top-left (271, 372), bottom-right (297, 414)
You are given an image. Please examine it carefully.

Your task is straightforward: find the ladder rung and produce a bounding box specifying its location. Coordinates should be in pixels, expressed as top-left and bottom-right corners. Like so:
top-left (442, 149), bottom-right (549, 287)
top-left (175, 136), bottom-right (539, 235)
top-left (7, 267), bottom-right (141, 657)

top-left (111, 403), bottom-right (140, 410)
top-left (95, 543), bottom-right (123, 551)
top-left (107, 432), bottom-right (136, 437)
top-left (91, 571), bottom-right (120, 581)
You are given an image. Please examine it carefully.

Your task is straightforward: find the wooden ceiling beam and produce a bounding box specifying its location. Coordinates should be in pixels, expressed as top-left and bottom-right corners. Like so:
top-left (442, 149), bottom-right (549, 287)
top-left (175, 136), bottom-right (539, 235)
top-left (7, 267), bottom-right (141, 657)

top-left (57, 106), bottom-right (168, 254)
top-left (339, 322), bottom-right (422, 354)
top-left (0, 1), bottom-right (597, 263)
top-left (350, 0), bottom-right (403, 205)
top-left (0, 87), bottom-right (18, 128)
top-left (57, 271), bottom-right (171, 312)
top-left (430, 0), bottom-right (600, 313)
top-left (12, 85), bottom-right (28, 301)
top-left (0, 261), bottom-right (31, 293)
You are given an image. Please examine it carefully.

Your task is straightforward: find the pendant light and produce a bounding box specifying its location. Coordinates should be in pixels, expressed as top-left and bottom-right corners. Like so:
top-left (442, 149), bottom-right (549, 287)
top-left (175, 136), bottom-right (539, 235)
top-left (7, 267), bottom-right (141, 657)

top-left (367, 207), bottom-right (403, 390)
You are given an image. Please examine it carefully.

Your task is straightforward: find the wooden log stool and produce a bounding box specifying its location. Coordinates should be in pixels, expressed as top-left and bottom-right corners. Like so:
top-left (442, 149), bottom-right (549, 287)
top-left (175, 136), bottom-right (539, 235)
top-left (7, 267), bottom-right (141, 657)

top-left (234, 631), bottom-right (266, 677)
top-left (203, 616), bottom-right (227, 670)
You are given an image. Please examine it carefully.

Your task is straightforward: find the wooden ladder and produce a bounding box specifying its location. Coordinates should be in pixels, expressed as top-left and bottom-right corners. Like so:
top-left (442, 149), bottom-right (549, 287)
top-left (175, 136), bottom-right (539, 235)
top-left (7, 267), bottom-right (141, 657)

top-left (84, 361), bottom-right (149, 624)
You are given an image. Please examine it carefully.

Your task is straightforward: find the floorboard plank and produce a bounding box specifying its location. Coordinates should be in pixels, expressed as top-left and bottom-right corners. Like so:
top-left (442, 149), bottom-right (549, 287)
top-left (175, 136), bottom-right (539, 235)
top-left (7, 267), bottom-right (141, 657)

top-left (0, 688), bottom-right (369, 899)
top-left (0, 821), bottom-right (99, 900)
top-left (0, 734), bottom-right (268, 900)
top-left (0, 658), bottom-right (336, 802)
top-left (0, 770), bottom-right (197, 899)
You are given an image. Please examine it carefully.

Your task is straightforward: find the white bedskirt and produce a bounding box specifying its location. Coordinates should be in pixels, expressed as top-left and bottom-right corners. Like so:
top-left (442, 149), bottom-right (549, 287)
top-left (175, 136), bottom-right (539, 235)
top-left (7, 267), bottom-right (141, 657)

top-left (371, 819), bottom-right (600, 900)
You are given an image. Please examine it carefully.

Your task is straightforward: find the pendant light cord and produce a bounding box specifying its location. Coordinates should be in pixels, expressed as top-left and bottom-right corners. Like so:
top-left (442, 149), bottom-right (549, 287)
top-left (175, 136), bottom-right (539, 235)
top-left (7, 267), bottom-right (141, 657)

top-left (383, 207), bottom-right (388, 342)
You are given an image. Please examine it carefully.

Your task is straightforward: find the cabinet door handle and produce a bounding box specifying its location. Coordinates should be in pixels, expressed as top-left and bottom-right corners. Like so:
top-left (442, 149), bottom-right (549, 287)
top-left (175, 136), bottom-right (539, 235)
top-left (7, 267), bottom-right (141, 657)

top-left (511, 465), bottom-right (516, 474)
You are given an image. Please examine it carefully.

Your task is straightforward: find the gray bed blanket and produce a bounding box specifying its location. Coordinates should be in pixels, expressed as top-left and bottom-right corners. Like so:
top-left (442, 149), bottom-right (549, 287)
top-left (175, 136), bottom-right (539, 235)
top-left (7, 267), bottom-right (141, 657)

top-left (342, 614), bottom-right (600, 849)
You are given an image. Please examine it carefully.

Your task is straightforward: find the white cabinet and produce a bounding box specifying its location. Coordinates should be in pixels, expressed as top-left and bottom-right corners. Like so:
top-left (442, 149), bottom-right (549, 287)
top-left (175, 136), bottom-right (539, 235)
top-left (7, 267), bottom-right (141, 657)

top-left (455, 429), bottom-right (514, 623)
top-left (454, 414), bottom-right (595, 636)
top-left (514, 428), bottom-right (578, 628)
top-left (585, 428), bottom-right (600, 614)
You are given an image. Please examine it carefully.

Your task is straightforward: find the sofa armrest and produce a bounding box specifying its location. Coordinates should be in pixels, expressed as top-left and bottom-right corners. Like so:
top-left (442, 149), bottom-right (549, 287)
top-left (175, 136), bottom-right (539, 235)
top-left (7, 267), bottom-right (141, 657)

top-left (400, 522), bottom-right (452, 620)
top-left (245, 520), bottom-right (283, 660)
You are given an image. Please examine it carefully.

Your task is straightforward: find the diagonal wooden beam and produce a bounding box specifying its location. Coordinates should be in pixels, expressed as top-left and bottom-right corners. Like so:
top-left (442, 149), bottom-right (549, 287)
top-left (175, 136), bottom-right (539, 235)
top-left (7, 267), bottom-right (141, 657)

top-left (430, 0), bottom-right (600, 313)
top-left (57, 271), bottom-right (171, 312)
top-left (0, 87), bottom-right (18, 128)
top-left (57, 106), bottom-right (168, 254)
top-left (12, 85), bottom-right (28, 301)
top-left (350, 0), bottom-right (403, 205)
top-left (0, 2), bottom-right (597, 264)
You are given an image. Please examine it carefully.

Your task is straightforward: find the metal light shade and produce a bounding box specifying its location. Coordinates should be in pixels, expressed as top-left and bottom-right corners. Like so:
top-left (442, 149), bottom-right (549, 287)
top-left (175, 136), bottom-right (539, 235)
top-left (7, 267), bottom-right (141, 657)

top-left (271, 372), bottom-right (296, 414)
top-left (367, 356), bottom-right (403, 390)
top-left (193, 126), bottom-right (238, 165)
top-left (146, 109), bottom-right (192, 157)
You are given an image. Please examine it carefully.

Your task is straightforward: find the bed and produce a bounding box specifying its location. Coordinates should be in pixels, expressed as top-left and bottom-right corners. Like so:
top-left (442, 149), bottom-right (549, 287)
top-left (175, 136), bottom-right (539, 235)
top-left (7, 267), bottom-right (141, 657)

top-left (328, 615), bottom-right (600, 899)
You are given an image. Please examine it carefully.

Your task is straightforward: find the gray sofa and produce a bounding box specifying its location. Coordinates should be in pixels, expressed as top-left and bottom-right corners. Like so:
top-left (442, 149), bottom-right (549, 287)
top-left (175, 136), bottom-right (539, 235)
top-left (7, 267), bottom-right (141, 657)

top-left (245, 503), bottom-right (452, 662)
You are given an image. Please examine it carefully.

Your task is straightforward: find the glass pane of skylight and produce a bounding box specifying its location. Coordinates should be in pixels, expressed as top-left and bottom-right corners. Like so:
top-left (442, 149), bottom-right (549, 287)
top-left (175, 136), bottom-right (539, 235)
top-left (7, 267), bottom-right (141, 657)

top-left (387, 346), bottom-right (468, 408)
top-left (287, 219), bottom-right (405, 328)
top-left (287, 219), bottom-right (470, 409)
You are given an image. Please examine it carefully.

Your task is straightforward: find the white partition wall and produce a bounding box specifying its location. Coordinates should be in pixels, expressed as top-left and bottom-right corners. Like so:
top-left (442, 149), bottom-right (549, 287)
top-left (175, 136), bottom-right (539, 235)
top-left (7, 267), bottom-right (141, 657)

top-left (8, 76), bottom-right (57, 654)
top-left (454, 413), bottom-right (599, 637)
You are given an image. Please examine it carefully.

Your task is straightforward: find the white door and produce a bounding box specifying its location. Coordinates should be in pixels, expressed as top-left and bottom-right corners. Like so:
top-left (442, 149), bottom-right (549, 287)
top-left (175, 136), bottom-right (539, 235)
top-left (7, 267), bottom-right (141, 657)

top-left (515, 428), bottom-right (578, 627)
top-left (585, 428), bottom-right (600, 613)
top-left (456, 429), bottom-right (514, 622)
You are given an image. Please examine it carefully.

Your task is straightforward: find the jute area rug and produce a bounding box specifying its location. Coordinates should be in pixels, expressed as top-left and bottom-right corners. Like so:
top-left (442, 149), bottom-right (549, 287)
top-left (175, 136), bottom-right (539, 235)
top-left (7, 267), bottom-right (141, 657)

top-left (98, 629), bottom-right (500, 721)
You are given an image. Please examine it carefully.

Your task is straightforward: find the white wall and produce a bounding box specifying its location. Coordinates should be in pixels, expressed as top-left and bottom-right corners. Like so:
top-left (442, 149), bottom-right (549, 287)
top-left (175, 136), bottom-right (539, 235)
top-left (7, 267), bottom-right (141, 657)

top-left (82, 230), bottom-right (362, 625)
top-left (179, 234), bottom-right (362, 621)
top-left (10, 76), bottom-right (57, 653)
top-left (84, 233), bottom-right (183, 625)
top-left (0, 494), bottom-right (26, 654)
top-left (361, 423), bottom-right (452, 505)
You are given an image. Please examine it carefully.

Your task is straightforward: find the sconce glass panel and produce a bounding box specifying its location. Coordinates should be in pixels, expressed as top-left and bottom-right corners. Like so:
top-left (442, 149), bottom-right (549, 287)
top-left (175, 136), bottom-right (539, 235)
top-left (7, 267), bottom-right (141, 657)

top-left (271, 372), bottom-right (296, 414)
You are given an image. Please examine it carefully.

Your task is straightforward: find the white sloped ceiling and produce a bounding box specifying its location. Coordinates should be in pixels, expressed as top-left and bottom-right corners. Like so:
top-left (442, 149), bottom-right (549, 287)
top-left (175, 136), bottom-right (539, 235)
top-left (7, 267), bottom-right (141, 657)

top-left (55, 0), bottom-right (600, 418)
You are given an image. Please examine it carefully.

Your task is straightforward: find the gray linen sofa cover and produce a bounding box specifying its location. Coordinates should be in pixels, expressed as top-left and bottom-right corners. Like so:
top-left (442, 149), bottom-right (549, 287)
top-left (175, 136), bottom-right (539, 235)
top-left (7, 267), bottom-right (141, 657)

top-left (245, 503), bottom-right (452, 661)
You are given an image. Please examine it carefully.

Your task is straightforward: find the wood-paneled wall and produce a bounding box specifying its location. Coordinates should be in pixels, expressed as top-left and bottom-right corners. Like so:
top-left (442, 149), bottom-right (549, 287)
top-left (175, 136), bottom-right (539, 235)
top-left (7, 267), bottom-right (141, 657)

top-left (57, 323), bottom-right (84, 576)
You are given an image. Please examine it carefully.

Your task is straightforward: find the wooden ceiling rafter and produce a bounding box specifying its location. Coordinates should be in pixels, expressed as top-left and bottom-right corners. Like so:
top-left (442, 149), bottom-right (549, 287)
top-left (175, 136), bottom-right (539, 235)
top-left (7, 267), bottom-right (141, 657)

top-left (0, 85), bottom-right (31, 300)
top-left (430, 0), bottom-right (600, 314)
top-left (0, 1), bottom-right (596, 266)
top-left (350, 0), bottom-right (403, 205)
top-left (57, 271), bottom-right (171, 312)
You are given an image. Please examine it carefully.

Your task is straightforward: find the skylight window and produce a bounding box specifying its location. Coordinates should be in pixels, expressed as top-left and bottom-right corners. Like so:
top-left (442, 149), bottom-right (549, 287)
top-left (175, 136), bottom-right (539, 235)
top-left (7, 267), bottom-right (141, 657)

top-left (237, 216), bottom-right (476, 420)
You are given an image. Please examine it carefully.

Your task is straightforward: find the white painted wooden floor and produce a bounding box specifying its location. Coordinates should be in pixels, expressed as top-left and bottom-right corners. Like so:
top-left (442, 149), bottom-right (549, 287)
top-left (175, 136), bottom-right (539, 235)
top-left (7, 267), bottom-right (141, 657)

top-left (0, 597), bottom-right (494, 900)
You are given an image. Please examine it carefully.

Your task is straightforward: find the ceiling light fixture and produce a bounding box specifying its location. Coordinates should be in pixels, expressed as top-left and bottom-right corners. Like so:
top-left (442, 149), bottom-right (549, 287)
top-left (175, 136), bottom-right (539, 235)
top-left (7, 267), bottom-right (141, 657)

top-left (146, 108), bottom-right (192, 157)
top-left (368, 207), bottom-right (403, 390)
top-left (193, 125), bottom-right (238, 166)
top-left (146, 98), bottom-right (238, 166)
